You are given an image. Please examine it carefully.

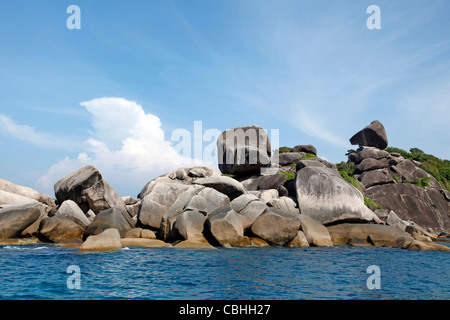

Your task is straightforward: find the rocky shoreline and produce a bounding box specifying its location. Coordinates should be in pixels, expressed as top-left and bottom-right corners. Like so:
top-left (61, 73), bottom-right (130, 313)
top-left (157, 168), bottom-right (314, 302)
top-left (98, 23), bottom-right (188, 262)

top-left (0, 121), bottom-right (449, 252)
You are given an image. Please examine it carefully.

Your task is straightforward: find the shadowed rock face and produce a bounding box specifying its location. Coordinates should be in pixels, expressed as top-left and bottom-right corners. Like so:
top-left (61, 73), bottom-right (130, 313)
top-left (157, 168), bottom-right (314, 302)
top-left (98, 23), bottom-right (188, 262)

top-left (295, 166), bottom-right (375, 225)
top-left (365, 183), bottom-right (450, 232)
top-left (350, 120), bottom-right (388, 150)
top-left (54, 165), bottom-right (126, 214)
top-left (0, 203), bottom-right (43, 239)
top-left (217, 125), bottom-right (271, 175)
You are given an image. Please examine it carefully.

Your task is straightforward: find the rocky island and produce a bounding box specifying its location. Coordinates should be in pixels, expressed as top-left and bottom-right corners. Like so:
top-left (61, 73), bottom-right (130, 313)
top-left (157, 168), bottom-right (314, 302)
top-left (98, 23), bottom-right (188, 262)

top-left (0, 121), bottom-right (449, 252)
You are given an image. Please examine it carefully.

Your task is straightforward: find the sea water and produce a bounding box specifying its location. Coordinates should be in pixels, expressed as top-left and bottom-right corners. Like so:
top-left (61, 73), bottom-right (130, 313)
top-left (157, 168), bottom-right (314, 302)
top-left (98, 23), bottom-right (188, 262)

top-left (0, 244), bottom-right (449, 300)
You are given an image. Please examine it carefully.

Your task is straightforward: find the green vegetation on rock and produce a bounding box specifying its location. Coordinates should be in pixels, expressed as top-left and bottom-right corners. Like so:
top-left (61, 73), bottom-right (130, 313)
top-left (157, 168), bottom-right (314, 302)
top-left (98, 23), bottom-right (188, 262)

top-left (273, 146), bottom-right (293, 154)
top-left (277, 170), bottom-right (296, 182)
top-left (302, 153), bottom-right (317, 160)
top-left (386, 147), bottom-right (450, 191)
top-left (336, 162), bottom-right (381, 210)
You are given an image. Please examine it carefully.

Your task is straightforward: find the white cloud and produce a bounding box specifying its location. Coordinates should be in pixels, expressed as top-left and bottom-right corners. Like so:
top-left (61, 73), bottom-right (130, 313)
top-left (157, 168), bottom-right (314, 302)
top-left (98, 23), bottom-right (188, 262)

top-left (36, 97), bottom-right (210, 197)
top-left (0, 114), bottom-right (74, 150)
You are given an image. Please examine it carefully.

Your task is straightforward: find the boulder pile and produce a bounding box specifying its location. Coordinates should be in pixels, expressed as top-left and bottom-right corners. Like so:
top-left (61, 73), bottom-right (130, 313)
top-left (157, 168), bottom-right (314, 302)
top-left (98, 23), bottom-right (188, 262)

top-left (0, 122), bottom-right (449, 252)
top-left (347, 121), bottom-right (450, 234)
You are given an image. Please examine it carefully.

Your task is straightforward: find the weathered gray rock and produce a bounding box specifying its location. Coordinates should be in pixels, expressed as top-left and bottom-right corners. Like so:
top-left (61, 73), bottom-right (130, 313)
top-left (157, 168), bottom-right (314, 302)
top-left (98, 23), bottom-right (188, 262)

top-left (183, 187), bottom-right (230, 215)
top-left (259, 189), bottom-right (279, 204)
top-left (350, 120), bottom-right (388, 150)
top-left (126, 201), bottom-right (141, 218)
top-left (285, 231), bottom-right (310, 248)
top-left (0, 190), bottom-right (39, 209)
top-left (39, 215), bottom-right (85, 241)
top-left (295, 160), bottom-right (326, 171)
top-left (124, 227), bottom-right (156, 239)
top-left (217, 125), bottom-right (271, 175)
top-left (267, 197), bottom-right (299, 216)
top-left (0, 202), bottom-right (44, 239)
top-left (359, 169), bottom-right (395, 188)
top-left (54, 165), bottom-right (126, 214)
top-left (292, 144), bottom-right (317, 155)
top-left (137, 183), bottom-right (195, 229)
top-left (241, 174), bottom-right (286, 191)
top-left (122, 196), bottom-right (138, 205)
top-left (297, 214), bottom-right (333, 247)
top-left (406, 240), bottom-right (450, 251)
top-left (57, 200), bottom-right (91, 227)
top-left (386, 210), bottom-right (411, 232)
top-left (365, 183), bottom-right (450, 232)
top-left (276, 153), bottom-right (303, 166)
top-left (327, 223), bottom-right (413, 247)
top-left (159, 185), bottom-right (205, 241)
top-left (250, 208), bottom-right (301, 246)
top-left (121, 238), bottom-right (172, 247)
top-left (137, 167), bottom-right (220, 199)
top-left (295, 166), bottom-right (375, 225)
top-left (356, 158), bottom-right (389, 173)
top-left (174, 209), bottom-right (207, 241)
top-left (0, 178), bottom-right (56, 211)
top-left (231, 194), bottom-right (267, 229)
top-left (83, 207), bottom-right (133, 240)
top-left (79, 228), bottom-right (122, 251)
top-left (162, 187), bottom-right (229, 242)
top-left (206, 205), bottom-right (245, 247)
top-left (192, 176), bottom-right (247, 200)
top-left (395, 160), bottom-right (441, 189)
top-left (354, 147), bottom-right (390, 164)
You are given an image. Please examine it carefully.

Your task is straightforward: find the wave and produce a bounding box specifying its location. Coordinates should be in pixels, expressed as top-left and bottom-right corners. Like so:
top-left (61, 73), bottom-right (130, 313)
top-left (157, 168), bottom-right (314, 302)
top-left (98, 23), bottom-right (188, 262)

top-left (2, 245), bottom-right (49, 250)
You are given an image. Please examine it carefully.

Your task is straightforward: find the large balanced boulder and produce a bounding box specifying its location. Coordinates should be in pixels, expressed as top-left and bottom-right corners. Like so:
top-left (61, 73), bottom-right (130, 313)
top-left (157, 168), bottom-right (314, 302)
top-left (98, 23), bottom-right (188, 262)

top-left (0, 202), bottom-right (44, 239)
top-left (54, 165), bottom-right (126, 214)
top-left (79, 228), bottom-right (122, 251)
top-left (217, 125), bottom-right (271, 175)
top-left (250, 207), bottom-right (301, 246)
top-left (83, 207), bottom-right (133, 239)
top-left (295, 166), bottom-right (375, 225)
top-left (350, 120), bottom-right (388, 150)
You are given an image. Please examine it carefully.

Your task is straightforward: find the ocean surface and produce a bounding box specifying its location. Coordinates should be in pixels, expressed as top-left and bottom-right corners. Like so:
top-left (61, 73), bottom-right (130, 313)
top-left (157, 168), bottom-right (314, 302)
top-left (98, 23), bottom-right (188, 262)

top-left (0, 243), bottom-right (449, 300)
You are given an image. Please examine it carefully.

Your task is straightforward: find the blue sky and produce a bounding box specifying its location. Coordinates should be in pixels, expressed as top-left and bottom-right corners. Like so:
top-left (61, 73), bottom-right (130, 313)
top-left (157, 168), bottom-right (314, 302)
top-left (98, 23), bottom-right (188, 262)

top-left (0, 0), bottom-right (449, 197)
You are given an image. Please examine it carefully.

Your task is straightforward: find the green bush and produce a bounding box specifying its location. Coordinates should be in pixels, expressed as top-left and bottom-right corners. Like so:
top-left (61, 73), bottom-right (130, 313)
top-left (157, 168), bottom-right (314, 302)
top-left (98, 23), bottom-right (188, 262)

top-left (302, 153), bottom-right (317, 160)
top-left (386, 146), bottom-right (450, 191)
top-left (273, 146), bottom-right (293, 155)
top-left (277, 170), bottom-right (296, 182)
top-left (336, 161), bottom-right (357, 177)
top-left (413, 177), bottom-right (432, 188)
top-left (337, 167), bottom-right (381, 210)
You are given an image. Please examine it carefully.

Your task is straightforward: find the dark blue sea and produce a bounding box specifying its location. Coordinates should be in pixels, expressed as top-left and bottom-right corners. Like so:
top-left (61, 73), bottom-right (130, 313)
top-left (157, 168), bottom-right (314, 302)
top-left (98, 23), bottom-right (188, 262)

top-left (0, 244), bottom-right (449, 300)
